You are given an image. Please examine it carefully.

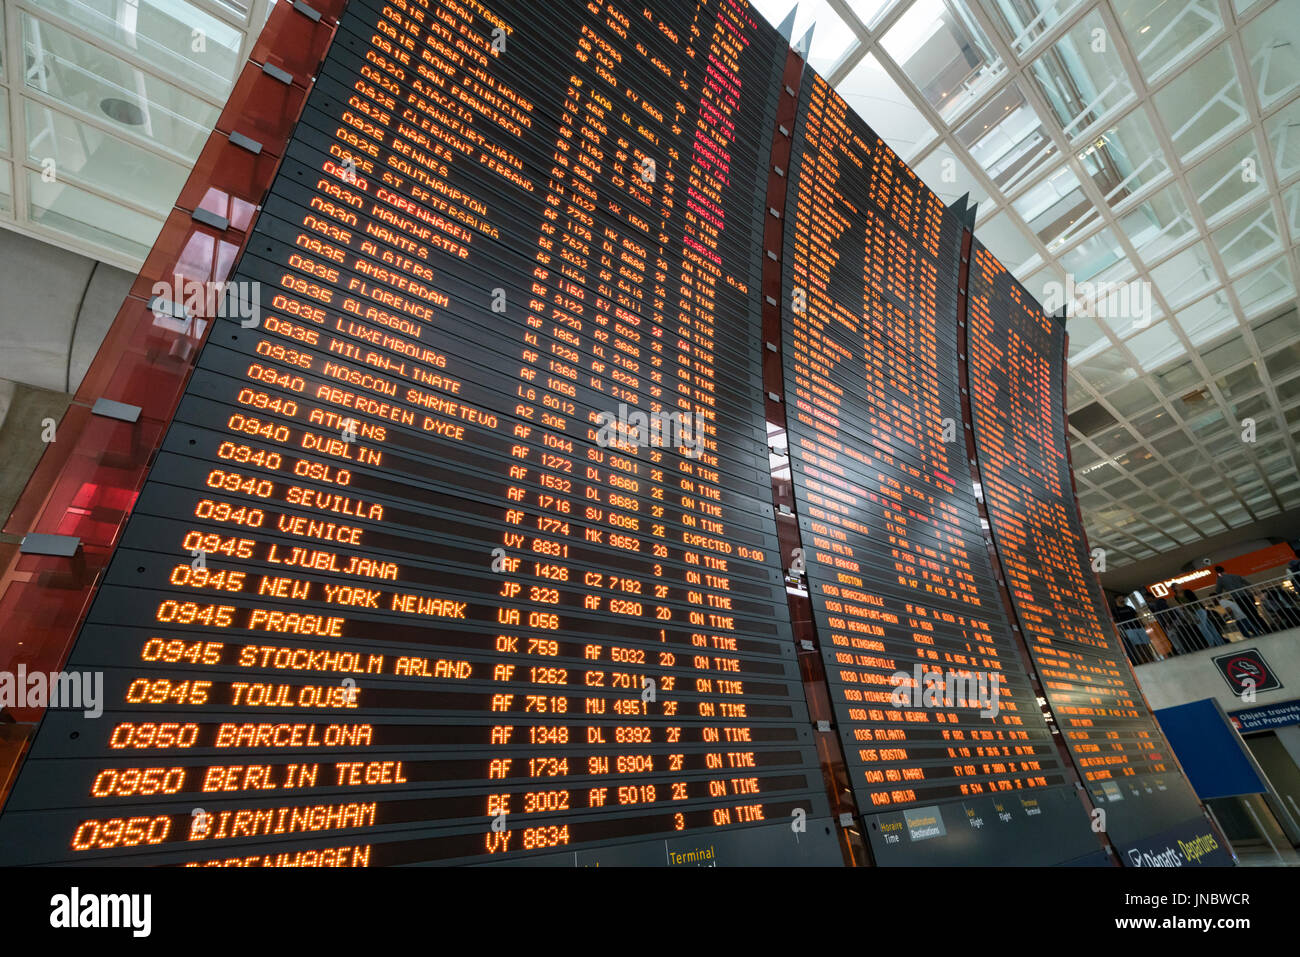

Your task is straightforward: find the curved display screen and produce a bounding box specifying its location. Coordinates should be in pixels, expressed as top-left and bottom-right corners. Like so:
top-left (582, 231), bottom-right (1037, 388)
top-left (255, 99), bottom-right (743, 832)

top-left (964, 240), bottom-right (1206, 854)
top-left (777, 73), bottom-right (1099, 865)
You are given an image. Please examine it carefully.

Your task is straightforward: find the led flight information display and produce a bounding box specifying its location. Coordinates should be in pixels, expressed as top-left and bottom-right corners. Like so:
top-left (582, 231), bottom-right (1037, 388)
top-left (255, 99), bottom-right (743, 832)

top-left (778, 74), bottom-right (1098, 865)
top-left (0, 0), bottom-right (840, 866)
top-left (0, 0), bottom-right (1214, 868)
top-left (963, 240), bottom-right (1204, 851)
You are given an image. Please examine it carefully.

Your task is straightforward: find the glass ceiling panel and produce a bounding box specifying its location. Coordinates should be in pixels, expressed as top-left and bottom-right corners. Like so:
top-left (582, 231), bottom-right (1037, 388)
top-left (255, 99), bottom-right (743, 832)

top-left (1028, 10), bottom-right (1135, 141)
top-left (1092, 251), bottom-right (1140, 289)
top-left (1182, 399), bottom-right (1224, 435)
top-left (975, 209), bottom-right (1039, 272)
top-left (1058, 225), bottom-right (1125, 282)
top-left (1015, 250), bottom-right (1044, 277)
top-left (1218, 362), bottom-right (1263, 400)
top-left (846, 0), bottom-right (902, 30)
top-left (1131, 463), bottom-right (1171, 487)
top-left (1263, 96), bottom-right (1300, 184)
top-left (1091, 424), bottom-right (1140, 455)
top-left (1148, 477), bottom-right (1183, 500)
top-left (1165, 447), bottom-right (1206, 476)
top-left (37, 0), bottom-right (243, 95)
top-left (1011, 162), bottom-right (1092, 249)
top-left (1113, 0), bottom-right (1223, 85)
top-left (1078, 106), bottom-right (1171, 209)
top-left (838, 52), bottom-right (938, 161)
top-left (28, 168), bottom-right (160, 261)
top-left (1091, 278), bottom-right (1158, 340)
top-left (1241, 0), bottom-right (1300, 110)
top-left (881, 0), bottom-right (1005, 123)
top-left (1128, 403), bottom-right (1176, 436)
top-left (1232, 393), bottom-right (1272, 421)
top-left (1221, 503), bottom-right (1254, 524)
top-left (1211, 203), bottom-right (1283, 277)
top-left (1232, 256), bottom-right (1295, 317)
top-left (1066, 314), bottom-right (1107, 359)
top-left (978, 0), bottom-right (1086, 58)
top-left (1201, 336), bottom-right (1252, 375)
top-left (0, 0), bottom-right (267, 267)
top-left (1152, 42), bottom-right (1248, 164)
top-left (954, 80), bottom-right (1058, 196)
top-left (1263, 337), bottom-right (1300, 379)
top-left (1175, 289), bottom-right (1237, 347)
top-left (1070, 438), bottom-right (1103, 469)
top-left (1126, 319), bottom-right (1187, 371)
top-left (1151, 358), bottom-right (1202, 398)
top-left (1066, 379), bottom-right (1091, 412)
top-left (23, 98), bottom-right (188, 216)
top-left (1029, 266), bottom-right (1070, 319)
top-left (1106, 376), bottom-right (1159, 416)
top-left (1260, 450), bottom-right (1295, 476)
top-left (1251, 309), bottom-right (1299, 351)
top-left (1119, 181), bottom-right (1196, 264)
top-left (20, 12), bottom-right (217, 160)
top-left (1278, 376), bottom-right (1300, 405)
top-left (1265, 348), bottom-right (1300, 382)
top-left (1281, 184), bottom-right (1300, 252)
top-left (752, 0), bottom-right (856, 73)
top-left (1148, 240), bottom-right (1218, 308)
top-left (1075, 346), bottom-right (1139, 392)
top-left (1186, 134), bottom-right (1268, 225)
top-left (913, 143), bottom-right (990, 206)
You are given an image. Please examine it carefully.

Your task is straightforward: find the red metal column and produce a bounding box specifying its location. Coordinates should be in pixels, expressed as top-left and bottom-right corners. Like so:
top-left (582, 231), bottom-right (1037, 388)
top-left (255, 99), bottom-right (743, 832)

top-left (759, 52), bottom-right (868, 867)
top-left (0, 0), bottom-right (344, 803)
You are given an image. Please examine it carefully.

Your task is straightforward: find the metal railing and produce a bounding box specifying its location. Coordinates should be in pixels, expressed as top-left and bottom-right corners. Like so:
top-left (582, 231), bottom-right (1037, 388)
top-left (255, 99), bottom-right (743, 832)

top-left (1117, 575), bottom-right (1300, 665)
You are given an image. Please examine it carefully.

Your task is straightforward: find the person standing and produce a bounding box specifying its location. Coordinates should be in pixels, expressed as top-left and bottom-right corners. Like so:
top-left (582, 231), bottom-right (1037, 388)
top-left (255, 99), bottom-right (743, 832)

top-left (1214, 566), bottom-right (1266, 637)
top-left (1142, 587), bottom-right (1182, 655)
top-left (1114, 595), bottom-right (1157, 662)
top-left (1181, 588), bottom-right (1225, 648)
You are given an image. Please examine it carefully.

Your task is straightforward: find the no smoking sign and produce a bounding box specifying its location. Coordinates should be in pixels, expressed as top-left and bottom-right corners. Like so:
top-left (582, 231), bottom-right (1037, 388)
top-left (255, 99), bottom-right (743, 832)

top-left (1212, 648), bottom-right (1283, 697)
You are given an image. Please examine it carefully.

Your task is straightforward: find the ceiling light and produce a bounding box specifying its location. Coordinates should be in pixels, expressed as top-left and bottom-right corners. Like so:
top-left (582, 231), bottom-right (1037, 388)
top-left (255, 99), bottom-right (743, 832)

top-left (100, 98), bottom-right (145, 126)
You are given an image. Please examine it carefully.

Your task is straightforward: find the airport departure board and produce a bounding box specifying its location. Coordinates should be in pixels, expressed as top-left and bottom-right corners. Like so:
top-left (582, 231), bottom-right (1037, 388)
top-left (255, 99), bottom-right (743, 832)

top-left (0, 0), bottom-right (842, 866)
top-left (777, 74), bottom-right (1099, 865)
top-left (964, 241), bottom-right (1204, 850)
top-left (0, 0), bottom-right (1217, 869)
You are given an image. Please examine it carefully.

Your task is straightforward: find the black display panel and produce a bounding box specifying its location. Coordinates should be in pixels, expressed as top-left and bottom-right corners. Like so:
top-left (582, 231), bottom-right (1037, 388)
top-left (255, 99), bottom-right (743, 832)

top-left (0, 0), bottom-right (840, 866)
top-left (778, 73), bottom-right (1097, 864)
top-left (963, 240), bottom-right (1204, 850)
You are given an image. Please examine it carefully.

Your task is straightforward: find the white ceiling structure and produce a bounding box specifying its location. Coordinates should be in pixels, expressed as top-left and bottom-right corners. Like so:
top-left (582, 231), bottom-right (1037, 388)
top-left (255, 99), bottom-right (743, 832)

top-left (0, 0), bottom-right (1296, 576)
top-left (756, 0), bottom-right (1300, 573)
top-left (0, 0), bottom-right (273, 270)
